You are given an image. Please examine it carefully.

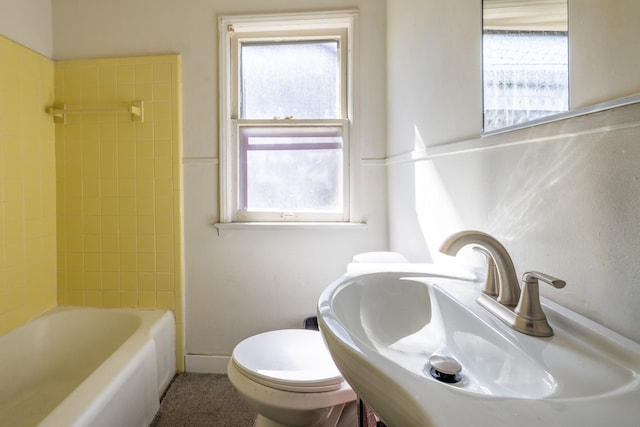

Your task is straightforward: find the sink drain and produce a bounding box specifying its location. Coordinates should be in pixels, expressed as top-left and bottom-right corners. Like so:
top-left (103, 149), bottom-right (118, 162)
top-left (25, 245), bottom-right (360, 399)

top-left (428, 355), bottom-right (462, 384)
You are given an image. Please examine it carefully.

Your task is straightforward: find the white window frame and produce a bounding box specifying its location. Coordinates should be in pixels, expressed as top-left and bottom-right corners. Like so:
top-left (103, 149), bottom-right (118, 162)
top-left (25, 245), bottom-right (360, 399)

top-left (218, 11), bottom-right (360, 224)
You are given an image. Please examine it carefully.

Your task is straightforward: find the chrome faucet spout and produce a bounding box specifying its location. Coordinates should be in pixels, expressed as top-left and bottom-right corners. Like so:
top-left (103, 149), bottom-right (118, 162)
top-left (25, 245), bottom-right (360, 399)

top-left (439, 230), bottom-right (520, 306)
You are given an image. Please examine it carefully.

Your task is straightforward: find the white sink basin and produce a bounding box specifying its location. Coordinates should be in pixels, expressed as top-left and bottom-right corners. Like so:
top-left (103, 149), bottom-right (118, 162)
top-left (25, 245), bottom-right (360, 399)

top-left (318, 271), bottom-right (640, 426)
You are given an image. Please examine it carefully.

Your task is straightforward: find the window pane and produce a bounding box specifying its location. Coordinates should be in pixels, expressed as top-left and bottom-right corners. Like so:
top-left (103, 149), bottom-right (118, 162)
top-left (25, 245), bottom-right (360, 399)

top-left (239, 128), bottom-right (343, 212)
top-left (241, 41), bottom-right (340, 119)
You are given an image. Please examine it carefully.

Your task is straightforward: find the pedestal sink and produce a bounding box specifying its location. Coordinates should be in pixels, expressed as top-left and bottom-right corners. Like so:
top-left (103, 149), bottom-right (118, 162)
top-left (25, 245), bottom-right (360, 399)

top-left (317, 270), bottom-right (640, 427)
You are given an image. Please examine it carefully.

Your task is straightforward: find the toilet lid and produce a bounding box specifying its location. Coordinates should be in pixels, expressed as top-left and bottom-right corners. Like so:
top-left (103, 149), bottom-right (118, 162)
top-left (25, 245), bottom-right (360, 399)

top-left (231, 329), bottom-right (344, 393)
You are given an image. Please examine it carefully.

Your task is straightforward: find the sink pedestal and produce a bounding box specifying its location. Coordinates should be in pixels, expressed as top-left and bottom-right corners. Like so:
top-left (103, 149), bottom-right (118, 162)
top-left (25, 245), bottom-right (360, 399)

top-left (358, 399), bottom-right (386, 427)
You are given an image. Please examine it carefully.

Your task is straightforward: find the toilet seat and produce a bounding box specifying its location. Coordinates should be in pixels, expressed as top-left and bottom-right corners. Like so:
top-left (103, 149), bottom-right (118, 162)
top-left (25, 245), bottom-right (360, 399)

top-left (231, 329), bottom-right (344, 393)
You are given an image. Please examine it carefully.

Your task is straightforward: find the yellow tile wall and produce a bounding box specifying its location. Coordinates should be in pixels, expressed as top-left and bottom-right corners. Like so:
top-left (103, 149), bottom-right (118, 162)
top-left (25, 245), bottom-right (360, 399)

top-left (54, 55), bottom-right (184, 369)
top-left (0, 36), bottom-right (57, 335)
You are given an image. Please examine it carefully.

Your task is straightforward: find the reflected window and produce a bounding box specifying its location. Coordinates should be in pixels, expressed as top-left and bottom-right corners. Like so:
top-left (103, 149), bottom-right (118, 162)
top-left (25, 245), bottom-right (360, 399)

top-left (483, 30), bottom-right (568, 132)
top-left (482, 0), bottom-right (569, 132)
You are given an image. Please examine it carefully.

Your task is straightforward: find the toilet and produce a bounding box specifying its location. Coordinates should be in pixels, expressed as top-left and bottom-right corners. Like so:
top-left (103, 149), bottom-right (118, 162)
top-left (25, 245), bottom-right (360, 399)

top-left (227, 329), bottom-right (356, 427)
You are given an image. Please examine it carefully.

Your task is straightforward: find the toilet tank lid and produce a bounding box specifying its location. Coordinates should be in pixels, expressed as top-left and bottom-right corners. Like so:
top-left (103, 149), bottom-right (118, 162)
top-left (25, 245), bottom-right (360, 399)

top-left (232, 329), bottom-right (343, 390)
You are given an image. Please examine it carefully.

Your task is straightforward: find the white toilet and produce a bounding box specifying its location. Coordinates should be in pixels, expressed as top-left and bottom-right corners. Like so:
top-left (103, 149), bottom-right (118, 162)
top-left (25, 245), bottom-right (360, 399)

top-left (227, 329), bottom-right (356, 427)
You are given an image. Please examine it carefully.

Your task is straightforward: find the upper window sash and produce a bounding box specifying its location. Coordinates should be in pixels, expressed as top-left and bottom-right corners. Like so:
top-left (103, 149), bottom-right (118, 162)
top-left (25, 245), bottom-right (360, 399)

top-left (229, 29), bottom-right (348, 122)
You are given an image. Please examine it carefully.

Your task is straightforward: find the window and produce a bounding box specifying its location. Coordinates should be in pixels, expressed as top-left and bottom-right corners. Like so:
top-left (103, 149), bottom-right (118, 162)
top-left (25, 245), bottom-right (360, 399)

top-left (219, 11), bottom-right (358, 223)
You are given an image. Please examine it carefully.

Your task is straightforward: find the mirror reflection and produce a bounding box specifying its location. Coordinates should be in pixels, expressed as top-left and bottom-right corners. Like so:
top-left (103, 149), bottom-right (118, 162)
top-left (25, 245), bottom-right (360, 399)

top-left (483, 0), bottom-right (569, 132)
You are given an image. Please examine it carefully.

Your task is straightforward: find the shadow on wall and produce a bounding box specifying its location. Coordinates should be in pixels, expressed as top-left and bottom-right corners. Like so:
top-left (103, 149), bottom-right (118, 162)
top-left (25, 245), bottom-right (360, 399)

top-left (423, 106), bottom-right (640, 329)
top-left (398, 107), bottom-right (637, 272)
top-left (483, 137), bottom-right (591, 243)
top-left (424, 127), bottom-right (600, 274)
top-left (390, 99), bottom-right (640, 343)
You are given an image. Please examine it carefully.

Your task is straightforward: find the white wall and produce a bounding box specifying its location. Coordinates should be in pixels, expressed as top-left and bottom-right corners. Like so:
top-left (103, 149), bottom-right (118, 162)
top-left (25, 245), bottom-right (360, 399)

top-left (570, 0), bottom-right (640, 108)
top-left (52, 0), bottom-right (388, 371)
top-left (387, 0), bottom-right (640, 343)
top-left (0, 0), bottom-right (53, 56)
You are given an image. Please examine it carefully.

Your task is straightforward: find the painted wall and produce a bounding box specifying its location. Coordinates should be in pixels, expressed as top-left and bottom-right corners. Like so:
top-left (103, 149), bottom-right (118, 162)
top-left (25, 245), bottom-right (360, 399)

top-left (0, 35), bottom-right (57, 334)
top-left (0, 0), bottom-right (53, 57)
top-left (570, 0), bottom-right (640, 108)
top-left (387, 0), bottom-right (640, 343)
top-left (54, 55), bottom-right (185, 369)
top-left (52, 0), bottom-right (388, 371)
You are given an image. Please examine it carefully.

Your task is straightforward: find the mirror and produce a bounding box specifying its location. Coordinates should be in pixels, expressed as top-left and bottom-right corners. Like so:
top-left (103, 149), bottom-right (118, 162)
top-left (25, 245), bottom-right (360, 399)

top-left (483, 0), bottom-right (569, 133)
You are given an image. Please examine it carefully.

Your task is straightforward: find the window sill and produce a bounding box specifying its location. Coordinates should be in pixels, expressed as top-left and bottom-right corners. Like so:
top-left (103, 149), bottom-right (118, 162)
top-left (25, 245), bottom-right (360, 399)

top-left (213, 221), bottom-right (367, 235)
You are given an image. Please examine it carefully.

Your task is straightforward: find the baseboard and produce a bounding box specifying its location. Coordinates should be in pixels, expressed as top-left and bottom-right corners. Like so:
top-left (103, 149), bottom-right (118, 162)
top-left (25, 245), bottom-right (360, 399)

top-left (185, 354), bottom-right (230, 374)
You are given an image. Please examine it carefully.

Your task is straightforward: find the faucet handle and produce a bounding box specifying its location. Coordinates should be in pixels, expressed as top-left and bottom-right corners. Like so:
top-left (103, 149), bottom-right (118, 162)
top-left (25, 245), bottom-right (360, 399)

top-left (522, 271), bottom-right (566, 290)
top-left (514, 271), bottom-right (566, 337)
top-left (472, 246), bottom-right (498, 296)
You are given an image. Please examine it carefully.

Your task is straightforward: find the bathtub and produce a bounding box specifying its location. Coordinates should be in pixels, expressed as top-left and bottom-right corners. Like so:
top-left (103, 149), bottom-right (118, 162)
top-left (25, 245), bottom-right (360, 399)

top-left (0, 306), bottom-right (176, 427)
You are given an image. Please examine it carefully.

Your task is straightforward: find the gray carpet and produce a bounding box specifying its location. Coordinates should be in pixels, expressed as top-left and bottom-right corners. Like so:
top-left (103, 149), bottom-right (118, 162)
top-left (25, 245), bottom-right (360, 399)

top-left (150, 373), bottom-right (257, 427)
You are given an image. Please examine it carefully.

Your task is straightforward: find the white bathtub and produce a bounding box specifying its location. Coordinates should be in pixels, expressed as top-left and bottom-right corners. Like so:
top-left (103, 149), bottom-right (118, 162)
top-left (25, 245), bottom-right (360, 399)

top-left (0, 306), bottom-right (176, 427)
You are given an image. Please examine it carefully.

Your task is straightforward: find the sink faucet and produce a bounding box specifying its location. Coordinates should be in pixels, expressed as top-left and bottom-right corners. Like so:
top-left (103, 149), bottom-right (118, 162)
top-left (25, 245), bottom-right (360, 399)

top-left (439, 230), bottom-right (520, 306)
top-left (439, 230), bottom-right (566, 337)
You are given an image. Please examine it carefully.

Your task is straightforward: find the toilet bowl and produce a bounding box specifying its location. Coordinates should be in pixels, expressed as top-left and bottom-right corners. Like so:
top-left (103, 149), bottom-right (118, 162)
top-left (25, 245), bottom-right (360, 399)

top-left (227, 329), bottom-right (356, 427)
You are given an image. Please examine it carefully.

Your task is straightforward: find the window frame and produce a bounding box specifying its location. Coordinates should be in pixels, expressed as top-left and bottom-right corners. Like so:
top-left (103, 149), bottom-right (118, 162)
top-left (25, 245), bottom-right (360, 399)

top-left (219, 11), bottom-right (360, 224)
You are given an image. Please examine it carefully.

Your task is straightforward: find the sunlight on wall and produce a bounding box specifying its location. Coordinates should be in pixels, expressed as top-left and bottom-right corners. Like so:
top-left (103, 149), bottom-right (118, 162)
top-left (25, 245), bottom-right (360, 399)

top-left (414, 125), bottom-right (426, 152)
top-left (54, 55), bottom-right (184, 369)
top-left (484, 138), bottom-right (586, 242)
top-left (413, 126), bottom-right (464, 262)
top-left (0, 36), bottom-right (57, 335)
